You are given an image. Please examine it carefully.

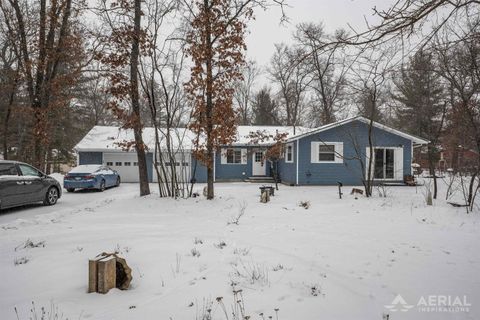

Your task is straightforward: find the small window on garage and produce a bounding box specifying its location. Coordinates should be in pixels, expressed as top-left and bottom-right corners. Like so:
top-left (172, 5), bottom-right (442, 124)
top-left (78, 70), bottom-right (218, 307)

top-left (182, 162), bottom-right (189, 166)
top-left (134, 162), bottom-right (138, 166)
top-left (124, 162), bottom-right (131, 166)
top-left (106, 162), bottom-right (113, 166)
top-left (115, 162), bottom-right (122, 166)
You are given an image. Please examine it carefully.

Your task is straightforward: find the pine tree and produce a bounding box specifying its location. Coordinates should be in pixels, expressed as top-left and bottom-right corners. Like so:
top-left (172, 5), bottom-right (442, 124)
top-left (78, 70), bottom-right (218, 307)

top-left (393, 49), bottom-right (446, 198)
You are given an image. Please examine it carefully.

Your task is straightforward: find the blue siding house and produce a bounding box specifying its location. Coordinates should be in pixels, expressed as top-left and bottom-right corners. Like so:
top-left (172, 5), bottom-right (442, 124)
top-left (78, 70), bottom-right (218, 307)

top-left (74, 117), bottom-right (427, 185)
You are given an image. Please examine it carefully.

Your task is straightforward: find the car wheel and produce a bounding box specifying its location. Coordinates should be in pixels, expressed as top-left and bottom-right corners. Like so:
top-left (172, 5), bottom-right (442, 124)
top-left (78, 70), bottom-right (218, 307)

top-left (44, 187), bottom-right (59, 206)
top-left (116, 177), bottom-right (121, 187)
top-left (99, 180), bottom-right (106, 192)
top-left (66, 188), bottom-right (75, 193)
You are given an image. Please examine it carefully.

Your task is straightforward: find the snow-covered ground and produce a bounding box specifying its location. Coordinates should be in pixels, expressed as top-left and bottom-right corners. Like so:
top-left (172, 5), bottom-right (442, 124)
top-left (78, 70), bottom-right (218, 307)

top-left (0, 179), bottom-right (479, 320)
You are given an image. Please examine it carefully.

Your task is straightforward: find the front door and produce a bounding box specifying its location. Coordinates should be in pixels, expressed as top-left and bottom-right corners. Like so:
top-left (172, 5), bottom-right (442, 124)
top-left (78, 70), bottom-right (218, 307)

top-left (252, 151), bottom-right (266, 176)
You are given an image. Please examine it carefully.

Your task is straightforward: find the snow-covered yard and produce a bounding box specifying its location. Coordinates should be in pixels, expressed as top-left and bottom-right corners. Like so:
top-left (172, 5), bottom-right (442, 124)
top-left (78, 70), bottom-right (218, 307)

top-left (0, 179), bottom-right (479, 320)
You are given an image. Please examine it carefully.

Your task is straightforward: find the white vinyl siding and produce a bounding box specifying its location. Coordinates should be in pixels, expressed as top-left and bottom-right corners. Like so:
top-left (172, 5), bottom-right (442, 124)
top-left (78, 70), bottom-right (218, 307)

top-left (285, 143), bottom-right (294, 163)
top-left (221, 148), bottom-right (247, 164)
top-left (311, 142), bottom-right (343, 164)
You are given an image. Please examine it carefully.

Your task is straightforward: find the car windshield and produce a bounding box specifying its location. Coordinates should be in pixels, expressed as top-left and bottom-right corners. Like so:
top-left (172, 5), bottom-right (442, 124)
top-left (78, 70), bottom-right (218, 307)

top-left (69, 165), bottom-right (102, 174)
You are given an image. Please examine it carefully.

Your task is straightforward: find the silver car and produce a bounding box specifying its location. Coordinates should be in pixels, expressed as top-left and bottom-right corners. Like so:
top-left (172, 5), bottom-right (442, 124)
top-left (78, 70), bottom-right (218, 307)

top-left (0, 160), bottom-right (62, 210)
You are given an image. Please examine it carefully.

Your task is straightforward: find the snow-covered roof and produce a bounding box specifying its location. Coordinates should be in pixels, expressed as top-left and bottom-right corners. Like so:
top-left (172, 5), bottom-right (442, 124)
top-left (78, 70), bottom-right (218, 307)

top-left (231, 126), bottom-right (311, 146)
top-left (75, 125), bottom-right (311, 152)
top-left (287, 116), bottom-right (429, 145)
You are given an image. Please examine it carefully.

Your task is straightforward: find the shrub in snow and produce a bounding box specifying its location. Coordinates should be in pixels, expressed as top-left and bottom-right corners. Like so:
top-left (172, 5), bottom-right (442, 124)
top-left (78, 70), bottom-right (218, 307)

top-left (191, 248), bottom-right (201, 257)
top-left (272, 264), bottom-right (284, 271)
top-left (310, 284), bottom-right (322, 297)
top-left (14, 301), bottom-right (68, 320)
top-left (227, 201), bottom-right (247, 225)
top-left (214, 241), bottom-right (227, 249)
top-left (14, 256), bottom-right (29, 266)
top-left (233, 247), bottom-right (250, 256)
top-left (194, 237), bottom-right (204, 245)
top-left (15, 239), bottom-right (45, 251)
top-left (299, 201), bottom-right (310, 209)
top-left (231, 260), bottom-right (269, 286)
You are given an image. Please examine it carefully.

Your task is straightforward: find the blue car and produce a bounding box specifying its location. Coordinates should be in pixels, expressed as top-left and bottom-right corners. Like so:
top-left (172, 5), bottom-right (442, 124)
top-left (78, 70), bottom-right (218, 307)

top-left (64, 165), bottom-right (120, 192)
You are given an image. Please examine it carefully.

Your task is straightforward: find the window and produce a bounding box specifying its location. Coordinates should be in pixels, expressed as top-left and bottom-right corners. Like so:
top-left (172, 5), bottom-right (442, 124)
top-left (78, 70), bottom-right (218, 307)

top-left (226, 149), bottom-right (242, 164)
top-left (106, 162), bottom-right (113, 166)
top-left (311, 142), bottom-right (343, 163)
top-left (0, 163), bottom-right (18, 176)
top-left (18, 164), bottom-right (42, 177)
top-left (285, 144), bottom-right (293, 163)
top-left (133, 162), bottom-right (138, 166)
top-left (124, 162), bottom-right (131, 166)
top-left (254, 152), bottom-right (263, 162)
top-left (115, 162), bottom-right (122, 166)
top-left (318, 145), bottom-right (335, 161)
top-left (373, 148), bottom-right (395, 179)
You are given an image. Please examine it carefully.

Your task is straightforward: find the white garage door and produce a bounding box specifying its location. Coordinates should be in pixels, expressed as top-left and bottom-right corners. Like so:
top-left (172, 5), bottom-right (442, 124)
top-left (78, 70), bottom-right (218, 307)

top-left (103, 152), bottom-right (140, 182)
top-left (152, 152), bottom-right (191, 183)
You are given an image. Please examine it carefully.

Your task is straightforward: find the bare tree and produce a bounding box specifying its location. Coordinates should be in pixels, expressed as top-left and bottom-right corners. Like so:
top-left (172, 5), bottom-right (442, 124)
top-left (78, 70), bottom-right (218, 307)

top-left (348, 51), bottom-right (393, 196)
top-left (294, 23), bottom-right (349, 126)
top-left (434, 23), bottom-right (480, 210)
top-left (269, 43), bottom-right (310, 132)
top-left (234, 60), bottom-right (260, 125)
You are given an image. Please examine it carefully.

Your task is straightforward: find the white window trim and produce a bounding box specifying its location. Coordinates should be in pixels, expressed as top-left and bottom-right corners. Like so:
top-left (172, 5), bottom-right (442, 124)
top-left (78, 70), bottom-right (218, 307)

top-left (221, 148), bottom-right (247, 165)
top-left (311, 141), bottom-right (343, 164)
top-left (285, 143), bottom-right (294, 163)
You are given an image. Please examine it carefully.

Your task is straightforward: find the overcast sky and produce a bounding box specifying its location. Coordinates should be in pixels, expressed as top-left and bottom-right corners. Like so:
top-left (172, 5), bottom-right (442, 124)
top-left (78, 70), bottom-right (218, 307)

top-left (245, 0), bottom-right (395, 67)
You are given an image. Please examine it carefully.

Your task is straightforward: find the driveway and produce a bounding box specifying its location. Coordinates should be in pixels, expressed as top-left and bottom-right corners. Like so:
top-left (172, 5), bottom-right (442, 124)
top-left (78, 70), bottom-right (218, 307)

top-left (0, 183), bottom-right (140, 225)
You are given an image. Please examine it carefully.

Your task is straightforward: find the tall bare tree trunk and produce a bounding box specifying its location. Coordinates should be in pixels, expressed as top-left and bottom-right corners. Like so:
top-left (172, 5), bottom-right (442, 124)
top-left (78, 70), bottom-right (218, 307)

top-left (131, 0), bottom-right (150, 196)
top-left (427, 144), bottom-right (438, 199)
top-left (3, 75), bottom-right (17, 160)
top-left (204, 0), bottom-right (214, 200)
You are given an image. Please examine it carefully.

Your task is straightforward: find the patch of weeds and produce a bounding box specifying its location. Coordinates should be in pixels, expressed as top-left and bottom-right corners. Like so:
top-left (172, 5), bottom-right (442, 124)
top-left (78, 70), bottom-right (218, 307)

top-left (299, 201), bottom-right (310, 209)
top-left (14, 256), bottom-right (30, 266)
top-left (233, 247), bottom-right (250, 256)
top-left (194, 237), bottom-right (203, 245)
top-left (214, 241), bottom-right (227, 249)
top-left (15, 239), bottom-right (45, 251)
top-left (309, 284), bottom-right (322, 297)
top-left (14, 301), bottom-right (68, 320)
top-left (272, 264), bottom-right (284, 272)
top-left (196, 285), bottom-right (279, 320)
top-left (231, 260), bottom-right (269, 286)
top-left (129, 305), bottom-right (136, 309)
top-left (191, 248), bottom-right (201, 258)
top-left (227, 201), bottom-right (247, 225)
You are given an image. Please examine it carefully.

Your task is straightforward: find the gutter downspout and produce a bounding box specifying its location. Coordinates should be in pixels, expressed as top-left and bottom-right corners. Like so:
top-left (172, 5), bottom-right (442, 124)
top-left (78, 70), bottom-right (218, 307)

top-left (213, 150), bottom-right (216, 182)
top-left (296, 139), bottom-right (299, 185)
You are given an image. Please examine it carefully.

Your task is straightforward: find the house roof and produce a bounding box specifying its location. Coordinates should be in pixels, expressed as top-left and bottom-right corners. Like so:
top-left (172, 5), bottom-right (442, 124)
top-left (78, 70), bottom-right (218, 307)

top-left (75, 125), bottom-right (310, 152)
top-left (287, 116), bottom-right (429, 145)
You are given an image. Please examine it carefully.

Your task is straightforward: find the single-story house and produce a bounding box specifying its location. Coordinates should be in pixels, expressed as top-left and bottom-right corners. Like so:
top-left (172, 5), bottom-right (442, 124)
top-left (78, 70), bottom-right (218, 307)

top-left (74, 116), bottom-right (428, 185)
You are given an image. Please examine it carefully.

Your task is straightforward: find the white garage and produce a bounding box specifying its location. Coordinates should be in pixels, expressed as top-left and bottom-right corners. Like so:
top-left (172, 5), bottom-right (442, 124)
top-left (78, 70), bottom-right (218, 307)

top-left (103, 152), bottom-right (140, 183)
